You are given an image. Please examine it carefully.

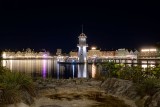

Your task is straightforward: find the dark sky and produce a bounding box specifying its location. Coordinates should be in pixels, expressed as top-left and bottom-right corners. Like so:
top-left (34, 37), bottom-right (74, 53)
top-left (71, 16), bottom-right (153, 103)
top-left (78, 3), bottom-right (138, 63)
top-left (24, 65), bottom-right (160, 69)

top-left (0, 1), bottom-right (160, 53)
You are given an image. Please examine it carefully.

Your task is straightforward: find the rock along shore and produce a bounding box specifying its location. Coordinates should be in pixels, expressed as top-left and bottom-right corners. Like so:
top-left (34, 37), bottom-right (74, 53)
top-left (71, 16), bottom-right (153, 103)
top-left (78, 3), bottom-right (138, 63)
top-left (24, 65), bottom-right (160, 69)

top-left (5, 78), bottom-right (160, 107)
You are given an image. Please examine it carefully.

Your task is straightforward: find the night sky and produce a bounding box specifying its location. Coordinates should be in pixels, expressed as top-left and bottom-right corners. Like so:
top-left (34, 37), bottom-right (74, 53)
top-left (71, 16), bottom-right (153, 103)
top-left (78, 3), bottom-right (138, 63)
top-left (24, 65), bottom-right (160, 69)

top-left (0, 1), bottom-right (160, 53)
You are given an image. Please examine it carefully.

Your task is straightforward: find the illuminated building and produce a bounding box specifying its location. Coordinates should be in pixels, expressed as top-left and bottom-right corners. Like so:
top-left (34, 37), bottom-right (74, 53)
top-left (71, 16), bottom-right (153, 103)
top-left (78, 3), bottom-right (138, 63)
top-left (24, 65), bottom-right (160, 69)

top-left (115, 48), bottom-right (138, 59)
top-left (77, 33), bottom-right (88, 62)
top-left (88, 47), bottom-right (101, 58)
top-left (101, 51), bottom-right (115, 58)
top-left (69, 48), bottom-right (138, 60)
top-left (2, 48), bottom-right (53, 59)
top-left (138, 48), bottom-right (159, 59)
top-left (69, 51), bottom-right (78, 58)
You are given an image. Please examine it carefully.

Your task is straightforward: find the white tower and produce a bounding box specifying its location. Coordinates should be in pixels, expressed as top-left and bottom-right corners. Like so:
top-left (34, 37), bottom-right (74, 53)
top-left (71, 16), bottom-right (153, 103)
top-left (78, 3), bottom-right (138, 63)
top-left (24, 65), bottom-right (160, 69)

top-left (77, 33), bottom-right (88, 63)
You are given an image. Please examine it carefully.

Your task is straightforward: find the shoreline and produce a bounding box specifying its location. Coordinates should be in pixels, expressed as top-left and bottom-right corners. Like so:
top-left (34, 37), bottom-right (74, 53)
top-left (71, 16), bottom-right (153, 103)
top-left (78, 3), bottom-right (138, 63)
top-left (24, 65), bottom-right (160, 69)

top-left (4, 78), bottom-right (160, 107)
top-left (32, 78), bottom-right (135, 107)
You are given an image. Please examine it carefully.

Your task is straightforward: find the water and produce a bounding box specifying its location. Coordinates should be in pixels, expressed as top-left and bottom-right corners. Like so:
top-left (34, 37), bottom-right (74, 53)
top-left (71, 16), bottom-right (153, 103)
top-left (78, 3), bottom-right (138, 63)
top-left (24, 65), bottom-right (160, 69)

top-left (1, 59), bottom-right (97, 79)
top-left (1, 59), bottom-right (158, 79)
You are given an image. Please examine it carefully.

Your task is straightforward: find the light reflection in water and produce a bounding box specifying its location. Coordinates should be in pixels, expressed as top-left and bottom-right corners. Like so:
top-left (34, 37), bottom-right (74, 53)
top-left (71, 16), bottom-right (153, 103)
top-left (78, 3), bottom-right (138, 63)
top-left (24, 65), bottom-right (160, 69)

top-left (91, 64), bottom-right (96, 78)
top-left (1, 59), bottom-right (157, 79)
top-left (2, 60), bottom-right (6, 67)
top-left (2, 60), bottom-right (53, 77)
top-left (72, 64), bottom-right (75, 78)
top-left (78, 63), bottom-right (87, 78)
top-left (42, 60), bottom-right (47, 79)
top-left (57, 63), bottom-right (59, 79)
top-left (10, 60), bottom-right (13, 71)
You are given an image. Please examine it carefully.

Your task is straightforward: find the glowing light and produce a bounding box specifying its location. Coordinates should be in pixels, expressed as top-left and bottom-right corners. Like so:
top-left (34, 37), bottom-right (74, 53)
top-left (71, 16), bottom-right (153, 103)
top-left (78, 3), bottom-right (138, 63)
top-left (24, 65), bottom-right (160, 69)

top-left (141, 49), bottom-right (157, 52)
top-left (150, 64), bottom-right (155, 67)
top-left (150, 49), bottom-right (157, 51)
top-left (2, 52), bottom-right (6, 59)
top-left (72, 65), bottom-right (75, 78)
top-left (2, 60), bottom-right (6, 66)
top-left (92, 64), bottom-right (96, 78)
top-left (78, 64), bottom-right (87, 78)
top-left (1, 50), bottom-right (52, 59)
top-left (91, 47), bottom-right (96, 50)
top-left (42, 60), bottom-right (47, 79)
top-left (43, 54), bottom-right (47, 58)
top-left (142, 64), bottom-right (147, 68)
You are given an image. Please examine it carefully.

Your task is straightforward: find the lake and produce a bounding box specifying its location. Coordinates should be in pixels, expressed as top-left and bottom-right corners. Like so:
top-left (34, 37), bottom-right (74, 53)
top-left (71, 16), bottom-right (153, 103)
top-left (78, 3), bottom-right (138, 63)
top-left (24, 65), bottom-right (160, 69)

top-left (1, 59), bottom-right (158, 79)
top-left (1, 59), bottom-right (97, 79)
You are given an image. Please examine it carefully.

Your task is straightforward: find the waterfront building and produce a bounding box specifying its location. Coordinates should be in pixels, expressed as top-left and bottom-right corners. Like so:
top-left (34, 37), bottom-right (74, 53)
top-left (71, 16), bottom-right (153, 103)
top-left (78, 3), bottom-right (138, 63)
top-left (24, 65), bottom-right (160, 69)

top-left (2, 48), bottom-right (52, 59)
top-left (87, 47), bottom-right (101, 58)
top-left (56, 49), bottom-right (62, 56)
top-left (115, 48), bottom-right (138, 59)
top-left (136, 48), bottom-right (160, 68)
top-left (138, 48), bottom-right (159, 59)
top-left (69, 51), bottom-right (78, 58)
top-left (69, 48), bottom-right (138, 60)
top-left (101, 51), bottom-right (115, 58)
top-left (115, 48), bottom-right (127, 58)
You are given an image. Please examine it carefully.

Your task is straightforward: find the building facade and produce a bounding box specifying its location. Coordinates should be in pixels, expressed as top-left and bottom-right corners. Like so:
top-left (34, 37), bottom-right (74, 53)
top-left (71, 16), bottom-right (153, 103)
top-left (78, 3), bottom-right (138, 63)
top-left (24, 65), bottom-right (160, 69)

top-left (69, 48), bottom-right (138, 60)
top-left (138, 48), bottom-right (159, 59)
top-left (2, 48), bottom-right (52, 59)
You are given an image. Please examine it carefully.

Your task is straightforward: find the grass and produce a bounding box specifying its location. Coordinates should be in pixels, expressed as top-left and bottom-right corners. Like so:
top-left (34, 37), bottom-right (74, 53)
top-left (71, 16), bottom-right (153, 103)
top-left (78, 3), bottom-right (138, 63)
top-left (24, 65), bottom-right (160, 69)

top-left (0, 66), bottom-right (36, 105)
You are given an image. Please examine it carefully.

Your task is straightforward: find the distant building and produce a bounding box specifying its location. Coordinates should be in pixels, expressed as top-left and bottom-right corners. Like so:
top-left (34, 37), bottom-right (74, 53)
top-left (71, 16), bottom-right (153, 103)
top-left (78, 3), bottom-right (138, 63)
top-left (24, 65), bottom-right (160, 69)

top-left (115, 48), bottom-right (127, 58)
top-left (2, 48), bottom-right (52, 59)
top-left (115, 48), bottom-right (137, 59)
top-left (88, 47), bottom-right (101, 58)
top-left (69, 48), bottom-right (138, 59)
top-left (56, 49), bottom-right (62, 56)
top-left (101, 51), bottom-right (115, 58)
top-left (138, 48), bottom-right (159, 59)
top-left (69, 51), bottom-right (78, 57)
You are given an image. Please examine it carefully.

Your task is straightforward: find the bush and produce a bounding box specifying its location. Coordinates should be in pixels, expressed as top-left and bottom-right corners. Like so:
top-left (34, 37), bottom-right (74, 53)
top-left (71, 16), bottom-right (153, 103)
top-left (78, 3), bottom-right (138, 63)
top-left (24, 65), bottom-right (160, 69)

top-left (97, 62), bottom-right (123, 78)
top-left (117, 65), bottom-right (133, 80)
top-left (0, 66), bottom-right (36, 105)
top-left (152, 64), bottom-right (160, 78)
top-left (135, 78), bottom-right (160, 97)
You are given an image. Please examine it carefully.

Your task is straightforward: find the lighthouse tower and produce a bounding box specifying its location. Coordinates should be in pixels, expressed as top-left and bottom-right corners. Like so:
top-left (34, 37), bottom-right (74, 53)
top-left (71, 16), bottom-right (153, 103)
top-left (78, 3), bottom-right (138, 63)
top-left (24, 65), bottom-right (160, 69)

top-left (77, 32), bottom-right (88, 63)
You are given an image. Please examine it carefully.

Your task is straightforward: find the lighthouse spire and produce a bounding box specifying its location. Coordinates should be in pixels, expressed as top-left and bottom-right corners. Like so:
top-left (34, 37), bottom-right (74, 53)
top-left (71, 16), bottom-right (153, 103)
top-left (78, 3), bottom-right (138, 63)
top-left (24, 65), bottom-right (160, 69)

top-left (82, 24), bottom-right (83, 33)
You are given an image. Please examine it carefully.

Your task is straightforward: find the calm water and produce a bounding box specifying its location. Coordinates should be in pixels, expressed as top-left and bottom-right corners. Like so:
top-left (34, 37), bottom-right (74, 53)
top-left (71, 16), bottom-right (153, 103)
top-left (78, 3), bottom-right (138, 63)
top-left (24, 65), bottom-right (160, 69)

top-left (1, 59), bottom-right (157, 79)
top-left (1, 59), bottom-right (97, 79)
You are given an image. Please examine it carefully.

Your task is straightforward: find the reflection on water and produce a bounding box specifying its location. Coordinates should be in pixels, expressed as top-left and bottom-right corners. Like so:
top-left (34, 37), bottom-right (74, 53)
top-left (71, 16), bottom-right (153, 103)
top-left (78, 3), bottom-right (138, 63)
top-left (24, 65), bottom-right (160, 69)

top-left (1, 60), bottom-right (97, 79)
top-left (2, 59), bottom-right (157, 79)
top-left (72, 64), bottom-right (75, 78)
top-left (42, 60), bottom-right (47, 79)
top-left (2, 60), bottom-right (53, 74)
top-left (92, 64), bottom-right (96, 78)
top-left (78, 64), bottom-right (87, 78)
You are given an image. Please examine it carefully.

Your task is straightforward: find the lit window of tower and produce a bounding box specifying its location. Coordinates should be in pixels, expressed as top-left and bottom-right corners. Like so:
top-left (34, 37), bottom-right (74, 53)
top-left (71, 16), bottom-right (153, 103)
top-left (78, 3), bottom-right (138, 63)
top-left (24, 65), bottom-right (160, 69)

top-left (77, 27), bottom-right (88, 63)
